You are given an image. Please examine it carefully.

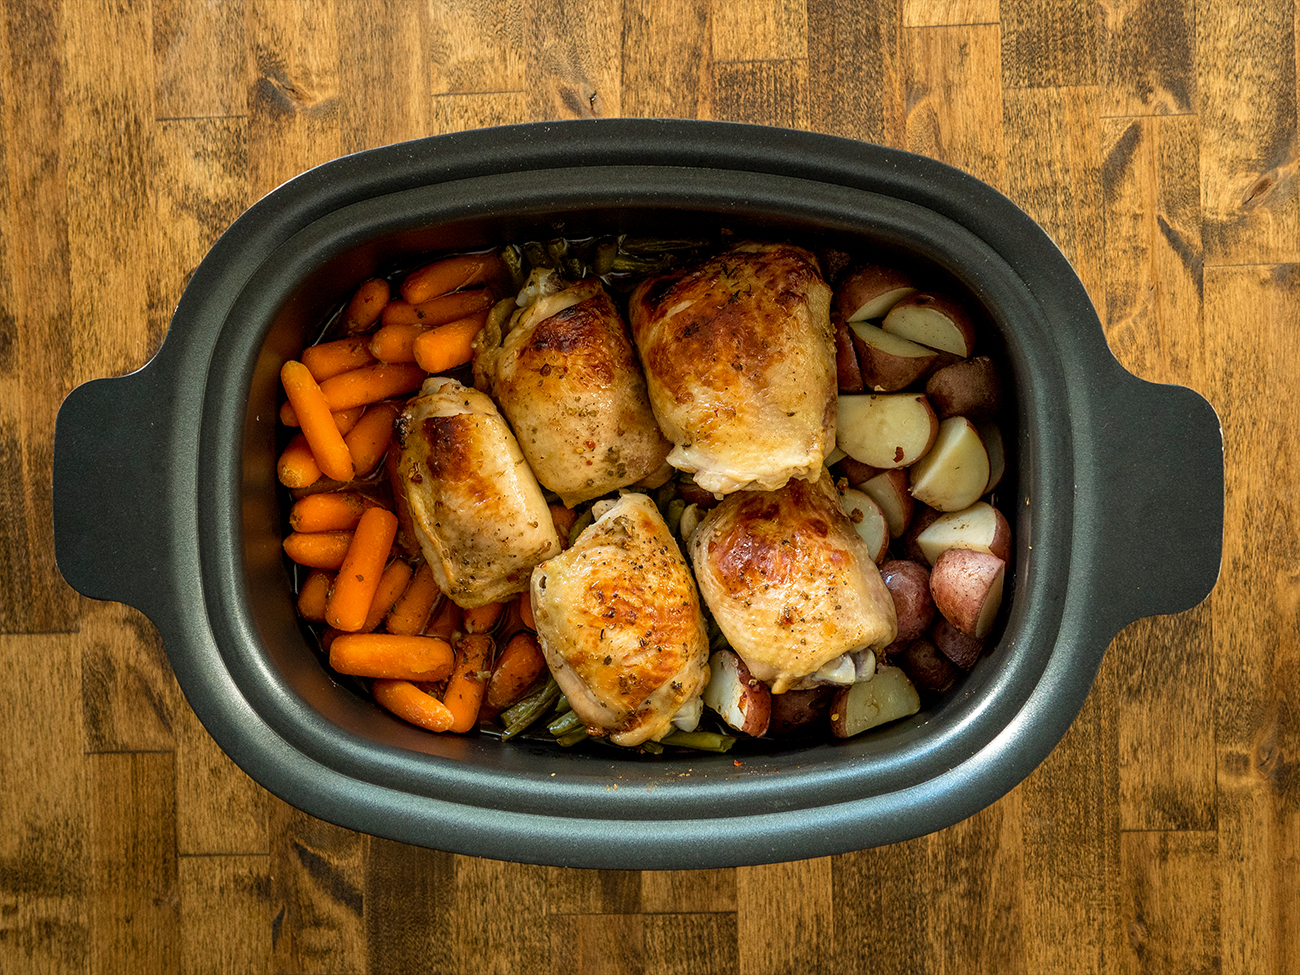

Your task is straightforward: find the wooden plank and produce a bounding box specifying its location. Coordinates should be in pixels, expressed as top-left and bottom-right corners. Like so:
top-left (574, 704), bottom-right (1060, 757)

top-left (644, 913), bottom-right (738, 975)
top-left (449, 856), bottom-right (549, 973)
top-left (711, 0), bottom-right (808, 62)
top-left (364, 838), bottom-right (454, 973)
top-left (903, 24), bottom-right (1006, 191)
top-left (80, 602), bottom-right (178, 752)
top-left (1203, 263), bottom-right (1300, 975)
top-left (1001, 0), bottom-right (1098, 89)
top-left (89, 752), bottom-right (179, 975)
top-left (524, 0), bottom-right (623, 119)
top-left (903, 0), bottom-right (998, 27)
top-left (548, 913), bottom-right (645, 975)
top-left (1097, 0), bottom-right (1196, 117)
top-left (736, 858), bottom-right (832, 975)
top-left (1118, 831), bottom-right (1220, 975)
top-left (153, 0), bottom-right (247, 119)
top-left (831, 839), bottom-right (929, 974)
top-left (0, 0), bottom-right (79, 632)
top-left (427, 92), bottom-right (533, 137)
top-left (806, 0), bottom-right (903, 145)
top-left (336, 1), bottom-right (432, 153)
top-left (268, 800), bottom-right (365, 973)
top-left (174, 700), bottom-right (269, 856)
top-left (621, 0), bottom-right (713, 119)
top-left (1197, 0), bottom-right (1299, 266)
top-left (0, 634), bottom-right (88, 973)
top-left (640, 868), bottom-right (736, 913)
top-left (178, 854), bottom-right (272, 975)
top-left (426, 0), bottom-right (526, 95)
top-left (712, 60), bottom-right (810, 130)
top-left (549, 867), bottom-right (642, 915)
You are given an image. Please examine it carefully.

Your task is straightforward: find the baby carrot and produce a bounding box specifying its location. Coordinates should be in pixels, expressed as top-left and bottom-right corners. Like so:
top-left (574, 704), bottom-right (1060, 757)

top-left (400, 253), bottom-right (508, 304)
top-left (518, 590), bottom-right (536, 631)
top-left (486, 631), bottom-right (547, 710)
top-left (443, 634), bottom-right (492, 733)
top-left (319, 363), bottom-right (427, 412)
top-left (411, 315), bottom-right (486, 375)
top-left (368, 321), bottom-right (426, 364)
top-left (281, 360), bottom-right (354, 482)
top-left (361, 559), bottom-right (414, 633)
top-left (301, 336), bottom-right (377, 383)
top-left (380, 288), bottom-right (494, 329)
top-left (278, 433), bottom-right (322, 488)
top-left (424, 594), bottom-right (462, 642)
top-left (462, 600), bottom-right (504, 634)
top-left (549, 504), bottom-right (577, 546)
top-left (289, 492), bottom-right (373, 534)
top-left (326, 507), bottom-right (400, 632)
top-left (344, 401), bottom-right (401, 477)
top-left (282, 530), bottom-right (354, 569)
top-left (385, 562), bottom-right (441, 636)
top-left (280, 401), bottom-right (367, 431)
top-left (342, 277), bottom-right (390, 334)
top-left (372, 679), bottom-right (455, 732)
top-left (330, 633), bottom-right (454, 681)
top-left (296, 569), bottom-right (334, 622)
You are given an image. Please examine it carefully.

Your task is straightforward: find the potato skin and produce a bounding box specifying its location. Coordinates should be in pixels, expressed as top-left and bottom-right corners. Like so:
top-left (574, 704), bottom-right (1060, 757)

top-left (893, 639), bottom-right (958, 694)
top-left (766, 685), bottom-right (836, 738)
top-left (925, 355), bottom-right (1003, 419)
top-left (879, 559), bottom-right (936, 642)
top-left (930, 615), bottom-right (985, 670)
top-left (930, 548), bottom-right (1005, 638)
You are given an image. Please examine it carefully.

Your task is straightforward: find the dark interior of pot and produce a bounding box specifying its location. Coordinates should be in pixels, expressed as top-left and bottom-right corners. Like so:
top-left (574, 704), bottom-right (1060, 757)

top-left (215, 168), bottom-right (1063, 823)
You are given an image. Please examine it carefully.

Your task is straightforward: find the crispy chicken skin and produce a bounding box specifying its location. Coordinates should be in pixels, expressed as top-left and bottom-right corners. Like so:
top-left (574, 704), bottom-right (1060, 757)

top-left (628, 241), bottom-right (837, 495)
top-left (688, 471), bottom-right (897, 694)
top-left (473, 276), bottom-right (671, 507)
top-left (393, 376), bottom-right (561, 609)
top-left (530, 494), bottom-right (710, 747)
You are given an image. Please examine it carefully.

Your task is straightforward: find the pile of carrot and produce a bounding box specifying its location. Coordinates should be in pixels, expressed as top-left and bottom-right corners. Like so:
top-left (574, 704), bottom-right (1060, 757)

top-left (275, 250), bottom-right (552, 737)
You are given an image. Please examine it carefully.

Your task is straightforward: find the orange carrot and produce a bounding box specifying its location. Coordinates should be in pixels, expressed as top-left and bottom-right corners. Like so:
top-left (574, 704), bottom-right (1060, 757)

top-left (281, 360), bottom-right (354, 482)
top-left (486, 631), bottom-right (547, 710)
top-left (368, 321), bottom-right (426, 364)
top-left (319, 363), bottom-right (427, 412)
top-left (344, 401), bottom-right (401, 477)
top-left (290, 492), bottom-right (376, 534)
top-left (380, 288), bottom-right (494, 330)
top-left (326, 507), bottom-right (400, 632)
top-left (361, 559), bottom-right (414, 633)
top-left (296, 570), bottom-right (334, 622)
top-left (281, 401), bottom-right (368, 431)
top-left (462, 600), bottom-right (504, 635)
top-left (320, 627), bottom-right (343, 654)
top-left (411, 315), bottom-right (486, 375)
top-left (329, 633), bottom-right (454, 681)
top-left (283, 530), bottom-right (354, 569)
top-left (385, 562), bottom-right (441, 636)
top-left (518, 590), bottom-right (536, 631)
top-left (278, 433), bottom-right (322, 488)
top-left (372, 679), bottom-right (456, 732)
top-left (400, 253), bottom-right (508, 304)
top-left (343, 277), bottom-right (390, 334)
top-left (301, 336), bottom-right (377, 383)
top-left (549, 504), bottom-right (577, 546)
top-left (443, 634), bottom-right (492, 733)
top-left (424, 594), bottom-right (461, 642)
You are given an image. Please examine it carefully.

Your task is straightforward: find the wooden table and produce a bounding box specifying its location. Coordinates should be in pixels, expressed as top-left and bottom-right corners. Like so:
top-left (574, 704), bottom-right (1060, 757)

top-left (2, 1), bottom-right (1293, 972)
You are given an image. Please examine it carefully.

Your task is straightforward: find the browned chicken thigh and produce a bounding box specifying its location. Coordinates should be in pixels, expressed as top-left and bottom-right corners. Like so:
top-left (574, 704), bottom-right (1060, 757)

top-left (628, 241), bottom-right (837, 495)
top-left (530, 493), bottom-right (710, 747)
top-left (473, 272), bottom-right (671, 506)
top-left (393, 376), bottom-right (561, 608)
top-left (689, 471), bottom-right (897, 694)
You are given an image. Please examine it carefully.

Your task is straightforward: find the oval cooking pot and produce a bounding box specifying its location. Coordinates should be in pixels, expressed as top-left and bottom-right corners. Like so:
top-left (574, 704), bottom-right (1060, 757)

top-left (51, 119), bottom-right (1223, 869)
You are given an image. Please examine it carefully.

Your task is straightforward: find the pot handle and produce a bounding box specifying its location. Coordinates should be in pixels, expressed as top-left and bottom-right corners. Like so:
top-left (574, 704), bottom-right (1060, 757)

top-left (1081, 370), bottom-right (1223, 634)
top-left (53, 363), bottom-right (177, 623)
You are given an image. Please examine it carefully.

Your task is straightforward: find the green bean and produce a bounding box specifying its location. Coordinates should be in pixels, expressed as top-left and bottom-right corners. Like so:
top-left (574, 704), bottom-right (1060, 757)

top-left (619, 236), bottom-right (710, 254)
top-left (547, 709), bottom-right (585, 737)
top-left (554, 694), bottom-right (572, 715)
top-left (639, 740), bottom-right (664, 755)
top-left (499, 676), bottom-right (561, 740)
top-left (665, 498), bottom-right (686, 537)
top-left (659, 730), bottom-right (737, 753)
top-left (500, 244), bottom-right (527, 292)
top-left (523, 240), bottom-right (552, 270)
top-left (592, 238), bottom-right (619, 276)
top-left (556, 727), bottom-right (590, 747)
top-left (567, 507), bottom-right (595, 546)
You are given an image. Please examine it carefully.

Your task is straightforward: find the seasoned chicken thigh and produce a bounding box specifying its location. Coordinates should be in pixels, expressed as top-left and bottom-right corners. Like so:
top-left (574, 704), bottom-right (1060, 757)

top-left (393, 376), bottom-right (561, 608)
top-left (689, 471), bottom-right (897, 694)
top-left (473, 273), bottom-right (671, 506)
top-left (530, 493), bottom-right (710, 747)
top-left (628, 242), bottom-right (837, 495)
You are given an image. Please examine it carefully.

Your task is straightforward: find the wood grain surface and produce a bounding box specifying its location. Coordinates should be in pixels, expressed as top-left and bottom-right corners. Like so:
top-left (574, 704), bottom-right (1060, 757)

top-left (1, 1), bottom-right (1294, 973)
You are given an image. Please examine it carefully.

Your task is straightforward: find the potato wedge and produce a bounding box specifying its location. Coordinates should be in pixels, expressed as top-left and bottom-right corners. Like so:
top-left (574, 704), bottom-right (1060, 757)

top-left (829, 664), bottom-right (921, 738)
top-left (930, 548), bottom-right (1005, 638)
top-left (702, 649), bottom-right (772, 737)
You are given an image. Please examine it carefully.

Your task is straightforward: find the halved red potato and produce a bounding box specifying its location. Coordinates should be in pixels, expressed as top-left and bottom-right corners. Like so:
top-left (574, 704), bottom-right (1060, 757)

top-left (829, 664), bottom-right (921, 738)
top-left (908, 416), bottom-right (990, 511)
top-left (838, 487), bottom-right (890, 564)
top-left (930, 548), bottom-right (1005, 639)
top-left (837, 393), bottom-right (939, 470)
top-left (766, 685), bottom-right (836, 738)
top-left (892, 639), bottom-right (958, 694)
top-left (878, 559), bottom-right (935, 642)
top-left (915, 501), bottom-right (1012, 566)
top-left (899, 503), bottom-right (941, 564)
top-left (835, 264), bottom-right (918, 322)
top-left (882, 292), bottom-right (977, 357)
top-left (925, 355), bottom-right (1003, 419)
top-left (930, 615), bottom-right (985, 670)
top-left (848, 321), bottom-right (939, 392)
top-left (860, 468), bottom-right (913, 538)
top-left (702, 648), bottom-right (771, 737)
top-left (833, 314), bottom-right (865, 392)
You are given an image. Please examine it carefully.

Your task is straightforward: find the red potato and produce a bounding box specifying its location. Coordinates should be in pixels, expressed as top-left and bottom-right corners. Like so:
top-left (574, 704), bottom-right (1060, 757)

top-left (930, 548), bottom-right (1005, 639)
top-left (833, 314), bottom-right (865, 392)
top-left (860, 468), bottom-right (913, 538)
top-left (893, 639), bottom-right (958, 694)
top-left (915, 501), bottom-right (1012, 566)
top-left (838, 487), bottom-right (890, 564)
top-left (925, 356), bottom-right (1003, 419)
top-left (908, 416), bottom-right (990, 512)
top-left (849, 321), bottom-right (939, 392)
top-left (833, 455), bottom-right (882, 488)
top-left (882, 292), bottom-right (977, 358)
top-left (977, 420), bottom-right (1006, 494)
top-left (702, 649), bottom-right (772, 737)
top-left (836, 393), bottom-right (939, 470)
top-left (829, 664), bottom-right (921, 738)
top-left (930, 614), bottom-right (985, 670)
top-left (836, 264), bottom-right (918, 322)
top-left (766, 685), bottom-right (836, 738)
top-left (878, 559), bottom-right (936, 642)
